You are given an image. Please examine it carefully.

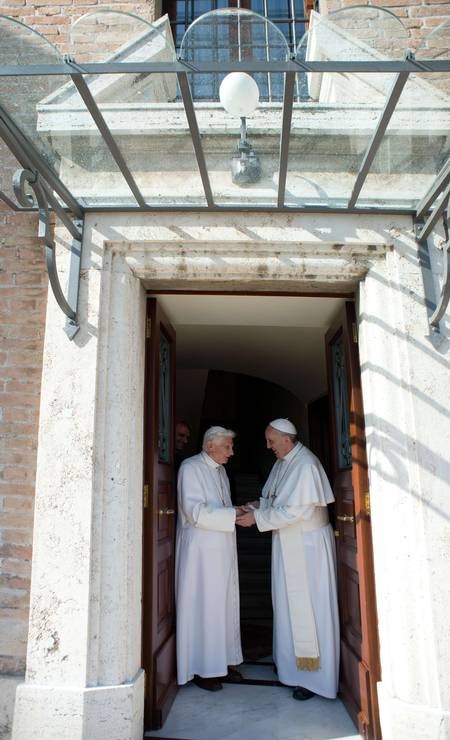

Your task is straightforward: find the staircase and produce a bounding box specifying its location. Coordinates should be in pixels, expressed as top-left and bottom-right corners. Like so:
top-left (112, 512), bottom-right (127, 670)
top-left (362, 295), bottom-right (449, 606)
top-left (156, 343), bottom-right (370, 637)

top-left (234, 474), bottom-right (273, 659)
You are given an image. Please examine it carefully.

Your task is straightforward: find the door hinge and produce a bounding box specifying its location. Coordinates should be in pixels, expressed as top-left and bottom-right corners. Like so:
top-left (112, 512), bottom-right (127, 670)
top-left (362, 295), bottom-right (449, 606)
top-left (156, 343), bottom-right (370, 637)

top-left (363, 491), bottom-right (370, 516)
top-left (352, 322), bottom-right (358, 344)
top-left (143, 484), bottom-right (149, 508)
top-left (146, 317), bottom-right (152, 339)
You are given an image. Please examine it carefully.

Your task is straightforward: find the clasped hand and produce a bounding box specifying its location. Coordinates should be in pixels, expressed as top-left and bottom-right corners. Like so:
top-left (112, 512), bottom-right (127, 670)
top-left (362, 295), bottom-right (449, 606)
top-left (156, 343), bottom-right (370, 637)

top-left (235, 499), bottom-right (260, 527)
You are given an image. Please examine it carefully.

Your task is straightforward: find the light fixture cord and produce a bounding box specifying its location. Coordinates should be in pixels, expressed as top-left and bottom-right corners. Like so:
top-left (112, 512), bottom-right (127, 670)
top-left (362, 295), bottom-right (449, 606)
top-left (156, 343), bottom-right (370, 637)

top-left (240, 116), bottom-right (247, 148)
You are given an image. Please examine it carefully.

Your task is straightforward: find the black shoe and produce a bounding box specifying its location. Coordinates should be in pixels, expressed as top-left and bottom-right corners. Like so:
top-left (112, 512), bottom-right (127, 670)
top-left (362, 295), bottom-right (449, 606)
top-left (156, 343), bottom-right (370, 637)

top-left (225, 666), bottom-right (243, 683)
top-left (193, 675), bottom-right (223, 692)
top-left (292, 686), bottom-right (315, 701)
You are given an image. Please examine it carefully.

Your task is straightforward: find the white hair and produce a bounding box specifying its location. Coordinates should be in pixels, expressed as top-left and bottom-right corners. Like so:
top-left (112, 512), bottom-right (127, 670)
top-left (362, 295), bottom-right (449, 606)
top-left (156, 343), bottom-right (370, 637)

top-left (284, 431), bottom-right (298, 442)
top-left (202, 426), bottom-right (236, 450)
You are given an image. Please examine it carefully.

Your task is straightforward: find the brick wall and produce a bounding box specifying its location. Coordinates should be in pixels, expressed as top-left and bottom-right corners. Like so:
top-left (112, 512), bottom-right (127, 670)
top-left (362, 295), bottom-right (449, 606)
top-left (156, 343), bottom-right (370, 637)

top-left (319, 0), bottom-right (450, 50)
top-left (0, 205), bottom-right (46, 677)
top-left (0, 0), bottom-right (158, 54)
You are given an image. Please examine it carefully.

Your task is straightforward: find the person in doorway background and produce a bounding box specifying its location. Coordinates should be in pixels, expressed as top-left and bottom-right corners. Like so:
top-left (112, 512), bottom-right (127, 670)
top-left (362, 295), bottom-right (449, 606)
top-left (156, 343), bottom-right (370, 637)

top-left (175, 420), bottom-right (191, 472)
top-left (236, 418), bottom-right (339, 701)
top-left (176, 426), bottom-right (243, 691)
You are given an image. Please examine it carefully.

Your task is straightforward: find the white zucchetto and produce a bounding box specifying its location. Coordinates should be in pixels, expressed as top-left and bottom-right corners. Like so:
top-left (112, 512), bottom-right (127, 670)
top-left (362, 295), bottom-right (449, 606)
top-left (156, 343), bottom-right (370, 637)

top-left (269, 418), bottom-right (297, 435)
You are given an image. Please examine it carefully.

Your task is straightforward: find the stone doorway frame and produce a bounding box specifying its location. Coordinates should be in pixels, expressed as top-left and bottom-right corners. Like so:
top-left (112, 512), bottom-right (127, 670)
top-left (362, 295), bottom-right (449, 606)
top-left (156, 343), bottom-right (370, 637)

top-left (11, 212), bottom-right (448, 740)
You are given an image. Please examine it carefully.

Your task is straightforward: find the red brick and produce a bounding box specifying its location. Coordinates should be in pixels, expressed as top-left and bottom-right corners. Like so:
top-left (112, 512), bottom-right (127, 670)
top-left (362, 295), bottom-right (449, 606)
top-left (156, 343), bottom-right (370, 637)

top-left (0, 489), bottom-right (35, 504)
top-left (0, 530), bottom-right (33, 547)
top-left (0, 544), bottom-right (32, 560)
top-left (29, 13), bottom-right (70, 23)
top-left (1, 337), bottom-right (42, 352)
top-left (0, 589), bottom-right (30, 608)
top-left (402, 17), bottom-right (423, 27)
top-left (43, 30), bottom-right (69, 40)
top-left (1, 408), bottom-right (33, 424)
top-left (367, 0), bottom-right (424, 4)
top-left (4, 378), bottom-right (42, 391)
top-left (2, 496), bottom-right (35, 511)
top-left (32, 0), bottom-right (73, 5)
top-left (410, 4), bottom-right (450, 14)
top-left (0, 299), bottom-right (37, 314)
top-left (30, 22), bottom-right (64, 33)
top-left (423, 15), bottom-right (450, 24)
top-left (0, 656), bottom-right (26, 674)
top-left (30, 5), bottom-right (62, 13)
top-left (0, 366), bottom-right (42, 380)
top-left (1, 325), bottom-right (44, 341)
top-left (13, 273), bottom-right (48, 287)
top-left (0, 416), bottom-right (37, 430)
top-left (5, 350), bottom-right (43, 367)
top-left (0, 559), bottom-right (32, 576)
top-left (0, 393), bottom-right (41, 407)
top-left (0, 222), bottom-right (37, 237)
top-left (0, 502), bottom-right (34, 522)
top-left (0, 274), bottom-right (14, 287)
top-left (0, 451), bottom-right (37, 467)
top-left (0, 6), bottom-right (22, 15)
top-left (390, 7), bottom-right (409, 16)
top-left (0, 430), bottom-right (37, 442)
top-left (0, 608), bottom-right (29, 623)
top-left (0, 575), bottom-right (31, 589)
top-left (0, 467), bottom-right (36, 483)
top-left (0, 448), bottom-right (34, 463)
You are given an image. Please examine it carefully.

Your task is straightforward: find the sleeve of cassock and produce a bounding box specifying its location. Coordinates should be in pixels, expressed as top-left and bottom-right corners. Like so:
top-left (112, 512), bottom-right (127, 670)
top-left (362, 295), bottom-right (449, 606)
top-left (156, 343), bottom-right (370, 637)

top-left (255, 462), bottom-right (329, 532)
top-left (255, 503), bottom-right (316, 532)
top-left (178, 462), bottom-right (236, 532)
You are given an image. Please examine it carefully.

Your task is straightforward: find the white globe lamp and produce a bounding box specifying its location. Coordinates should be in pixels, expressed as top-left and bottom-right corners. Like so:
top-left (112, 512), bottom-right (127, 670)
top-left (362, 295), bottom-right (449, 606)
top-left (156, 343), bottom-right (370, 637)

top-left (219, 72), bottom-right (260, 117)
top-left (219, 73), bottom-right (261, 185)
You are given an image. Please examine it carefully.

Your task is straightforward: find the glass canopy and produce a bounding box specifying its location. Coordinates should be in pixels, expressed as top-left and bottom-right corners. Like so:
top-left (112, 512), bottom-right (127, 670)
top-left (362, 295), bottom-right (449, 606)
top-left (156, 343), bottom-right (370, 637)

top-left (0, 7), bottom-right (449, 214)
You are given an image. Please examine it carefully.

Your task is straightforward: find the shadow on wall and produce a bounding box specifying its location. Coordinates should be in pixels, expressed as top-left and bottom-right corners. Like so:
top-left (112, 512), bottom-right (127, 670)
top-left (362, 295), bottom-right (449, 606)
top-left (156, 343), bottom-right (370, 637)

top-left (360, 262), bottom-right (450, 525)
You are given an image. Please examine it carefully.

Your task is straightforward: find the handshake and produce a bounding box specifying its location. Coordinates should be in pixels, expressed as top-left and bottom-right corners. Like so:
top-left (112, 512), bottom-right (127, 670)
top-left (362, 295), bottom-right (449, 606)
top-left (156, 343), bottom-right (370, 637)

top-left (234, 500), bottom-right (260, 528)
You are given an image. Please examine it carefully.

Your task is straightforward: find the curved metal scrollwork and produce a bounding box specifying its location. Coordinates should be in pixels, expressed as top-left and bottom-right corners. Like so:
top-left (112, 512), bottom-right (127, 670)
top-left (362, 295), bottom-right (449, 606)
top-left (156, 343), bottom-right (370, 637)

top-left (429, 206), bottom-right (450, 329)
top-left (13, 168), bottom-right (83, 337)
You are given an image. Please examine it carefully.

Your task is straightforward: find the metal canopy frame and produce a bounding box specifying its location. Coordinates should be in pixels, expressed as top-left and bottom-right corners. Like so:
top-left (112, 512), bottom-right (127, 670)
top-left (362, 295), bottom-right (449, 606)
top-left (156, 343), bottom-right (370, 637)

top-left (1, 56), bottom-right (450, 335)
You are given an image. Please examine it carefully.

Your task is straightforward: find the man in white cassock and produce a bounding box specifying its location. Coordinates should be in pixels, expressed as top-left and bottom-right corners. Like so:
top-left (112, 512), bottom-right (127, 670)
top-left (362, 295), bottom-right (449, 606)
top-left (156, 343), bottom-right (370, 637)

top-left (237, 418), bottom-right (339, 701)
top-left (176, 426), bottom-right (243, 692)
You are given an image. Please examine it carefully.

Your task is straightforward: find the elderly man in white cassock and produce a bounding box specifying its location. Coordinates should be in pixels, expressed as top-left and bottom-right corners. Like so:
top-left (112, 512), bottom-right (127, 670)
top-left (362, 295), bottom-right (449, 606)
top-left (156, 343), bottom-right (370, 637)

top-left (176, 426), bottom-right (243, 692)
top-left (236, 418), bottom-right (339, 701)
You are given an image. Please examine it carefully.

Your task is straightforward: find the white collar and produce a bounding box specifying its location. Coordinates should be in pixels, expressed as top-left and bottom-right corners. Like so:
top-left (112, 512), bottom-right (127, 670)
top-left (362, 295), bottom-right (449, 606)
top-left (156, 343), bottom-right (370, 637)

top-left (280, 442), bottom-right (302, 463)
top-left (201, 451), bottom-right (222, 469)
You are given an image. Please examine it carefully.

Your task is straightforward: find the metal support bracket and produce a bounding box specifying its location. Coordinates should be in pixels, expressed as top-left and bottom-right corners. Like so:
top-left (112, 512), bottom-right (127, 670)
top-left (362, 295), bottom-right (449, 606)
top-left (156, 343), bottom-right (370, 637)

top-left (13, 168), bottom-right (84, 339)
top-left (415, 204), bottom-right (450, 333)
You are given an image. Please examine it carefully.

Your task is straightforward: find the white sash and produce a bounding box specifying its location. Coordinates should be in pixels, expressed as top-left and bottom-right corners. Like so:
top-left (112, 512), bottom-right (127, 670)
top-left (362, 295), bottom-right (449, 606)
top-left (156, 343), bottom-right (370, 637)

top-left (278, 507), bottom-right (329, 671)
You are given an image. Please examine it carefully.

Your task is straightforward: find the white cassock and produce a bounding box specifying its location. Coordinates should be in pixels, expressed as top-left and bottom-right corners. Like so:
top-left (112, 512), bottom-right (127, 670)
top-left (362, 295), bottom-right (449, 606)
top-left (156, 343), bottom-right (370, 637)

top-left (255, 443), bottom-right (339, 698)
top-left (176, 451), bottom-right (243, 685)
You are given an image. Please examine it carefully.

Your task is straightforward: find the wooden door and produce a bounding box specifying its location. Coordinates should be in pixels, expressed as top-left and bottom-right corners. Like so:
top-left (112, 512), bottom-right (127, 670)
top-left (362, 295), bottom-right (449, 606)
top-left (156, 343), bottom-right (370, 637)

top-left (325, 301), bottom-right (381, 740)
top-left (143, 297), bottom-right (177, 730)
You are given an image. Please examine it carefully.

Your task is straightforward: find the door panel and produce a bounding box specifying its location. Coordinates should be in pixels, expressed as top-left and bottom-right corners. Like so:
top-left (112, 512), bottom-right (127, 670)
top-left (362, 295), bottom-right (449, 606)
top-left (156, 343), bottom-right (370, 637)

top-left (155, 634), bottom-right (177, 706)
top-left (340, 644), bottom-right (362, 725)
top-left (143, 297), bottom-right (177, 730)
top-left (326, 301), bottom-right (381, 740)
